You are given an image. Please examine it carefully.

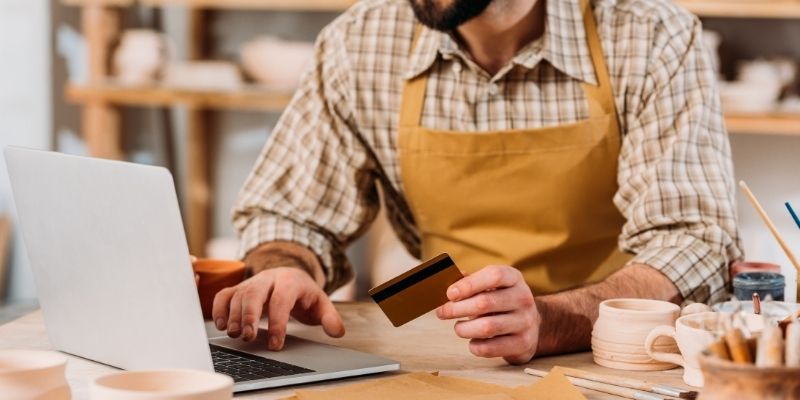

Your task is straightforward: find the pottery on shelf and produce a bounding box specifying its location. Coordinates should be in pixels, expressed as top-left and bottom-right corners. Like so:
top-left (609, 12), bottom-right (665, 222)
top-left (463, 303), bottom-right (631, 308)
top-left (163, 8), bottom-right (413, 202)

top-left (591, 298), bottom-right (681, 371)
top-left (90, 369), bottom-right (233, 400)
top-left (162, 61), bottom-right (243, 91)
top-left (0, 349), bottom-right (71, 400)
top-left (240, 36), bottom-right (314, 89)
top-left (113, 29), bottom-right (170, 86)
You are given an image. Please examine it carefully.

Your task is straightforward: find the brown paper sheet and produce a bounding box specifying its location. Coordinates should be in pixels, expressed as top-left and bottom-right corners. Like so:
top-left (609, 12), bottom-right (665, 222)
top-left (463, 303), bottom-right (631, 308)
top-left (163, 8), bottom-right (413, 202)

top-left (284, 369), bottom-right (586, 400)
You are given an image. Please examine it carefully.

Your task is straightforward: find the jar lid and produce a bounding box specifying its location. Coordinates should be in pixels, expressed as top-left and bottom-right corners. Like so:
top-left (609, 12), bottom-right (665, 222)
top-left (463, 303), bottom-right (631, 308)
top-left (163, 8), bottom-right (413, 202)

top-left (733, 271), bottom-right (785, 289)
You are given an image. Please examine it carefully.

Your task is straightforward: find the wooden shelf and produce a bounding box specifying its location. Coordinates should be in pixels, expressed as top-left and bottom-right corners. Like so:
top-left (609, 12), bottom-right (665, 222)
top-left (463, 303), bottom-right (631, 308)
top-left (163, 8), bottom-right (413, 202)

top-left (63, 0), bottom-right (355, 11)
top-left (725, 113), bottom-right (800, 136)
top-left (676, 0), bottom-right (800, 19)
top-left (66, 82), bottom-right (294, 111)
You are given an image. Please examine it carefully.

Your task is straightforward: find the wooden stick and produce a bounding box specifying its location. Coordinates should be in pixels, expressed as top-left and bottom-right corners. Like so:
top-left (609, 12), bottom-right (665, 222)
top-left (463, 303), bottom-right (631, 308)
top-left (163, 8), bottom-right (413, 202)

top-left (752, 293), bottom-right (761, 315)
top-left (725, 328), bottom-right (753, 364)
top-left (756, 324), bottom-right (784, 367)
top-left (707, 338), bottom-right (732, 361)
top-left (739, 181), bottom-right (800, 275)
top-left (551, 366), bottom-right (697, 399)
top-left (786, 320), bottom-right (800, 367)
top-left (524, 368), bottom-right (666, 400)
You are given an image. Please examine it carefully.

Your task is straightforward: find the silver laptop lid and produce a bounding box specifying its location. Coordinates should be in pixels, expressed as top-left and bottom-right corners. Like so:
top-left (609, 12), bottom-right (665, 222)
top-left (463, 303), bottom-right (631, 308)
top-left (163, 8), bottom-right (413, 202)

top-left (5, 147), bottom-right (213, 371)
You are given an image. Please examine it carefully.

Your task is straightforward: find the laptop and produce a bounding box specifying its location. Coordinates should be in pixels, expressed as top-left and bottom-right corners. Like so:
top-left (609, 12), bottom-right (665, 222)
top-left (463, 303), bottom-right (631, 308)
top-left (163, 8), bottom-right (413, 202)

top-left (4, 147), bottom-right (399, 392)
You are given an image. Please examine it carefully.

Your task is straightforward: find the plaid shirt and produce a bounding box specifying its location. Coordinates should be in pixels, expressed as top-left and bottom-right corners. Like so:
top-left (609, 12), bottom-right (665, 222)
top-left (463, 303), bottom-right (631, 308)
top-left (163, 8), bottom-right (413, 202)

top-left (233, 0), bottom-right (743, 303)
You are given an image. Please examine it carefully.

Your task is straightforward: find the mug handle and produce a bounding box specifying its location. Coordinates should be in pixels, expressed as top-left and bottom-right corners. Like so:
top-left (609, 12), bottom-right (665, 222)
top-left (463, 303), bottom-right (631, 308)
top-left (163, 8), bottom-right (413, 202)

top-left (645, 325), bottom-right (685, 366)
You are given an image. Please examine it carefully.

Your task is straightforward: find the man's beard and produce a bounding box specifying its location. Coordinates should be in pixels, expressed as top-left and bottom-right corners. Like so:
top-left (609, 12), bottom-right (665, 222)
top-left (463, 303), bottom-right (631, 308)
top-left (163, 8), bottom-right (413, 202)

top-left (409, 0), bottom-right (494, 31)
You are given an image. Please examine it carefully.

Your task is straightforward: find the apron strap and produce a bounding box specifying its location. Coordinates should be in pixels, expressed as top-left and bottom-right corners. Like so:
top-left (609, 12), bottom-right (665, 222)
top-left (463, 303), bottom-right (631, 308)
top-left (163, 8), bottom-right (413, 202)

top-left (399, 25), bottom-right (427, 128)
top-left (579, 0), bottom-right (620, 122)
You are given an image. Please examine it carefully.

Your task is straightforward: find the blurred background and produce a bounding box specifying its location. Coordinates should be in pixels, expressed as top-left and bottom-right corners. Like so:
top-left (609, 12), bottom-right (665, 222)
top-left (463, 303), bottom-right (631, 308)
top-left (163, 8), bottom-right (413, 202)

top-left (0, 0), bottom-right (799, 321)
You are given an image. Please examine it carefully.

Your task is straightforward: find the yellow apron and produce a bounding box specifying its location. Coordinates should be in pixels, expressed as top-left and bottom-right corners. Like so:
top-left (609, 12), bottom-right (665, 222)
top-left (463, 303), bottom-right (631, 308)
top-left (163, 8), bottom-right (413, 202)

top-left (397, 0), bottom-right (632, 294)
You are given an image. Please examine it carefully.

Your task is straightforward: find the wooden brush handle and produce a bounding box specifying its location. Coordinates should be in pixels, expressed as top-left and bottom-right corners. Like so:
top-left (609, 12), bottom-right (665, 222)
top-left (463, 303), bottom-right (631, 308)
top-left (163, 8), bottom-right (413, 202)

top-left (725, 328), bottom-right (753, 364)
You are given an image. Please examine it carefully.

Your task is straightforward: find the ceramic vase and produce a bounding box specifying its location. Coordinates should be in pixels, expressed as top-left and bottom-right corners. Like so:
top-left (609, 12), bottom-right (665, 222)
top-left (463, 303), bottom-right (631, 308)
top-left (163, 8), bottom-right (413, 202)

top-left (113, 29), bottom-right (169, 86)
top-left (0, 349), bottom-right (71, 400)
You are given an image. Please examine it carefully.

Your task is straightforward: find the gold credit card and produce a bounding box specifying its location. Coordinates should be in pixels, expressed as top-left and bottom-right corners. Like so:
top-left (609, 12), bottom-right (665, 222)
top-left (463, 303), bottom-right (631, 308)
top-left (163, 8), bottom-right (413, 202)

top-left (368, 253), bottom-right (464, 327)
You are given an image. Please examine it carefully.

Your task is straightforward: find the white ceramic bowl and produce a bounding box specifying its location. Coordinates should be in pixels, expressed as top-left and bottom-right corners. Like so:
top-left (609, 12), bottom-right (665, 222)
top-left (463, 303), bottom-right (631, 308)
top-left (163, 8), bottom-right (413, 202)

top-left (0, 349), bottom-right (71, 400)
top-left (90, 369), bottom-right (233, 400)
top-left (712, 300), bottom-right (800, 318)
top-left (718, 80), bottom-right (781, 114)
top-left (240, 36), bottom-right (314, 89)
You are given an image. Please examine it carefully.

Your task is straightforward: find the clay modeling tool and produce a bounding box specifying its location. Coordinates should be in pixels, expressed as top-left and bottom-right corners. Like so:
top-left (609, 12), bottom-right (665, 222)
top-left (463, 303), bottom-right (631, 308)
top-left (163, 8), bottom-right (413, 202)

top-left (752, 293), bottom-right (761, 315)
top-left (524, 368), bottom-right (667, 400)
top-left (739, 182), bottom-right (800, 293)
top-left (786, 319), bottom-right (800, 367)
top-left (547, 366), bottom-right (697, 399)
top-left (725, 328), bottom-right (753, 364)
top-left (707, 338), bottom-right (732, 361)
top-left (786, 202), bottom-right (800, 230)
top-left (756, 323), bottom-right (784, 367)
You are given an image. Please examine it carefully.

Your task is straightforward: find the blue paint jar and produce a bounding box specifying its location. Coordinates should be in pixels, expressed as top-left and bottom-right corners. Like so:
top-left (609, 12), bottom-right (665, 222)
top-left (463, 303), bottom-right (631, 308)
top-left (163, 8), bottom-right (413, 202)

top-left (733, 272), bottom-right (785, 302)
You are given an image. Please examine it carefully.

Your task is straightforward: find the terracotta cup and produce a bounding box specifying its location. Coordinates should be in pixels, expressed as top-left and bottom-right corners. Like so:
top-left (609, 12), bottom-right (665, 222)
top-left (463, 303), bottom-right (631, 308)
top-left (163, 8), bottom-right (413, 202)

top-left (645, 311), bottom-right (764, 387)
top-left (90, 369), bottom-right (233, 400)
top-left (192, 259), bottom-right (246, 319)
top-left (592, 298), bottom-right (681, 371)
top-left (0, 349), bottom-right (71, 399)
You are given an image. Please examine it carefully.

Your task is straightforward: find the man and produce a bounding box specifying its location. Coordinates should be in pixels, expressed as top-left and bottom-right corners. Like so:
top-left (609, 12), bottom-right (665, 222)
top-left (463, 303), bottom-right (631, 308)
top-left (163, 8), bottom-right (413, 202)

top-left (214, 0), bottom-right (742, 364)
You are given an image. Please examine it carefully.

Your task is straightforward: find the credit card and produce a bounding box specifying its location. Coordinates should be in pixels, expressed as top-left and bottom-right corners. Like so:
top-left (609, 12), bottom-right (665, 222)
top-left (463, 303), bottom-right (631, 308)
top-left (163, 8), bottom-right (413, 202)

top-left (368, 253), bottom-right (464, 327)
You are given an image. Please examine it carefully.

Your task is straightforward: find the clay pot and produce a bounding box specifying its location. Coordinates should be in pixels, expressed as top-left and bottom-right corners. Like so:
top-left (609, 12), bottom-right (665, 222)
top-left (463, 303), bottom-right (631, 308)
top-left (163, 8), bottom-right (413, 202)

top-left (0, 349), bottom-right (71, 399)
top-left (592, 298), bottom-right (680, 371)
top-left (192, 259), bottom-right (246, 319)
top-left (90, 369), bottom-right (233, 400)
top-left (699, 353), bottom-right (800, 400)
top-left (113, 30), bottom-right (170, 86)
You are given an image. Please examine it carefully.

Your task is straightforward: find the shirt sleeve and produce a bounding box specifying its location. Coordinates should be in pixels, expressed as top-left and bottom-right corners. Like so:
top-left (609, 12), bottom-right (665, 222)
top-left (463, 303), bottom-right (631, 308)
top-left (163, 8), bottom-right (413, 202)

top-left (232, 24), bottom-right (380, 293)
top-left (615, 14), bottom-right (743, 304)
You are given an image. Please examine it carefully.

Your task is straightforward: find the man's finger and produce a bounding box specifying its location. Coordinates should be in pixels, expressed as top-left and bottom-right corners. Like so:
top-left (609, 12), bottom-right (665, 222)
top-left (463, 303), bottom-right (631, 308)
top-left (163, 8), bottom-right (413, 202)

top-left (240, 280), bottom-right (272, 342)
top-left (447, 265), bottom-right (520, 301)
top-left (453, 311), bottom-right (528, 339)
top-left (211, 287), bottom-right (236, 330)
top-left (437, 287), bottom-right (520, 319)
top-left (266, 286), bottom-right (298, 351)
top-left (318, 295), bottom-right (345, 338)
top-left (227, 289), bottom-right (244, 338)
top-left (468, 334), bottom-right (528, 360)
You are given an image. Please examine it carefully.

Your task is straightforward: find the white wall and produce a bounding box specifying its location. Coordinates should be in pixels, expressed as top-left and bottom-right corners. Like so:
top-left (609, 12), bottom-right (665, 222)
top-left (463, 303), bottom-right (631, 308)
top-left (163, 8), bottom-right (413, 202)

top-left (0, 0), bottom-right (52, 302)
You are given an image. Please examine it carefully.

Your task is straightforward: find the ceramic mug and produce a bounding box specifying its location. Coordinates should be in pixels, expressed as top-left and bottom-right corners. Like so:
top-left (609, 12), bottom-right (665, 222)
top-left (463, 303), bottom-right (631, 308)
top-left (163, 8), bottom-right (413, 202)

top-left (0, 349), bottom-right (71, 399)
top-left (90, 369), bottom-right (233, 400)
top-left (592, 298), bottom-right (681, 371)
top-left (645, 311), bottom-right (764, 387)
top-left (192, 259), bottom-right (246, 319)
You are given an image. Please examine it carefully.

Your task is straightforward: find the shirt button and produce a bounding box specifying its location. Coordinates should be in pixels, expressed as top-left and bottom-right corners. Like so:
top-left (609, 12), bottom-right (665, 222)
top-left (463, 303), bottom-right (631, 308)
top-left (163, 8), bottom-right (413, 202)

top-left (488, 83), bottom-right (499, 96)
top-left (452, 62), bottom-right (462, 74)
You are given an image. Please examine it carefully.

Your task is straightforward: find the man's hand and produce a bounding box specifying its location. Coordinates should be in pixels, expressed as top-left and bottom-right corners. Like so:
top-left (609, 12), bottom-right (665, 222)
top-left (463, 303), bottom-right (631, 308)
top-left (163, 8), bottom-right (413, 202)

top-left (435, 265), bottom-right (539, 364)
top-left (212, 267), bottom-right (345, 351)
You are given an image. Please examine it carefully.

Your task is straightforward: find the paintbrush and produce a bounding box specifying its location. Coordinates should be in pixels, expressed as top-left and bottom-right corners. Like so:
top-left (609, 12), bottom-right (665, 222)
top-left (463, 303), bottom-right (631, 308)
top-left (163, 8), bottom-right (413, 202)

top-left (739, 181), bottom-right (800, 296)
top-left (787, 202), bottom-right (800, 230)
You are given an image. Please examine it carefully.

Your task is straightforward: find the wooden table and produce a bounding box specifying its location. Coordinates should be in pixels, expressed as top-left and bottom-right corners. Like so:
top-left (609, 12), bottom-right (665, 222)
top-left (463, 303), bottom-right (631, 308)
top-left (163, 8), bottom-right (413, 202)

top-left (0, 302), bottom-right (689, 399)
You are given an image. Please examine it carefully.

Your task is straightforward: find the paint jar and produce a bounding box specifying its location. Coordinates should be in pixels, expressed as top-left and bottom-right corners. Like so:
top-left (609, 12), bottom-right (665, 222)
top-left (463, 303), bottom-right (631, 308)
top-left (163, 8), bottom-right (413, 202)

top-left (733, 272), bottom-right (785, 302)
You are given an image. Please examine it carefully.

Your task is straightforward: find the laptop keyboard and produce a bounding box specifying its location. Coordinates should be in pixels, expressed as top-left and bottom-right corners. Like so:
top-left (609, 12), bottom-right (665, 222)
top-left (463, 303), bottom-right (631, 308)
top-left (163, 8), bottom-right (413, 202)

top-left (210, 344), bottom-right (314, 383)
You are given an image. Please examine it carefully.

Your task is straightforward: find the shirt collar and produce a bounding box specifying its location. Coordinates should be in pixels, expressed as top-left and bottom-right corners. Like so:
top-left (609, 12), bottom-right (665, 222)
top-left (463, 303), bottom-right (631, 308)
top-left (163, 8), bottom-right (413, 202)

top-left (404, 0), bottom-right (597, 85)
